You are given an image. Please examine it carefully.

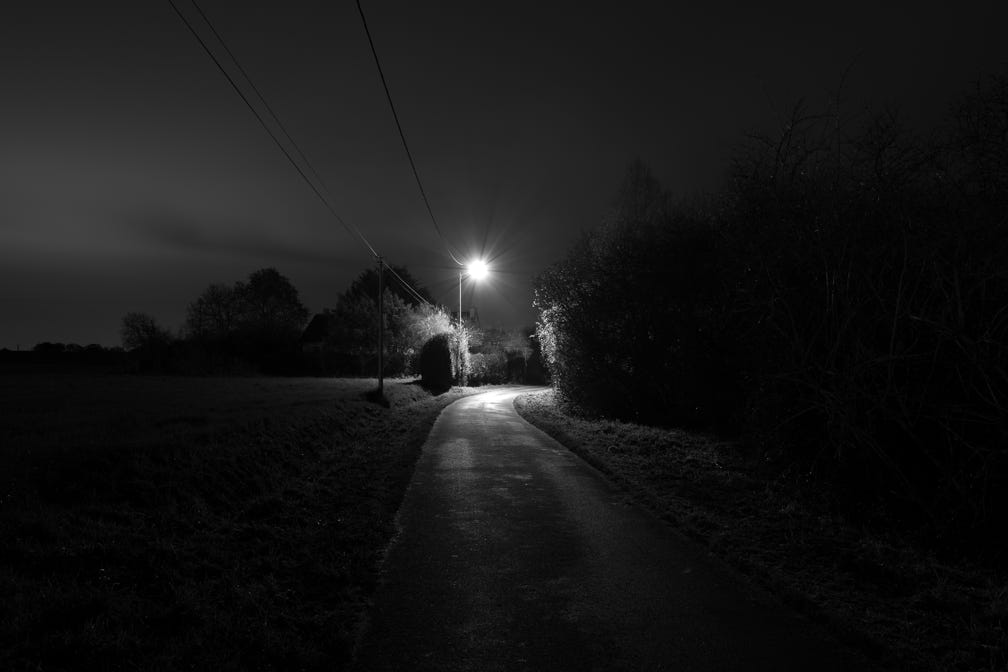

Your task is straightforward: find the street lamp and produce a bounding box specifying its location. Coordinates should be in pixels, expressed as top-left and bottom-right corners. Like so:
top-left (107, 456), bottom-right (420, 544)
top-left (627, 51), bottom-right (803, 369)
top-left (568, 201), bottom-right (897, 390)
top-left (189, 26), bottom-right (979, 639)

top-left (457, 259), bottom-right (488, 385)
top-left (468, 259), bottom-right (488, 280)
top-left (459, 259), bottom-right (488, 328)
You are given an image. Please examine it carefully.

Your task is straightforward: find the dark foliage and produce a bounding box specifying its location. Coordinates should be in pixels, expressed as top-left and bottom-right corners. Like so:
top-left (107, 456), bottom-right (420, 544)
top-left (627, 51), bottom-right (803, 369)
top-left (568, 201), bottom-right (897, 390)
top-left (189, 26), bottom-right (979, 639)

top-left (120, 312), bottom-right (174, 373)
top-left (0, 345), bottom-right (126, 374)
top-left (345, 265), bottom-right (435, 307)
top-left (117, 263), bottom-right (448, 378)
top-left (120, 312), bottom-right (172, 352)
top-left (419, 332), bottom-right (455, 391)
top-left (181, 268), bottom-right (309, 374)
top-left (418, 330), bottom-right (469, 390)
top-left (535, 74), bottom-right (1008, 556)
top-left (524, 332), bottom-right (549, 385)
top-left (722, 81), bottom-right (1008, 553)
top-left (305, 266), bottom-right (450, 378)
top-left (238, 268), bottom-right (310, 347)
top-left (535, 161), bottom-right (741, 427)
top-left (417, 334), bottom-right (453, 390)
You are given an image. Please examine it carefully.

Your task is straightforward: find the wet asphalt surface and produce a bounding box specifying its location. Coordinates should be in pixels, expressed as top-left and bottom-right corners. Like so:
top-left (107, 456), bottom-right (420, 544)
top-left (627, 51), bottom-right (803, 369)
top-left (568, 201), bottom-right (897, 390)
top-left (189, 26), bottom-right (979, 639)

top-left (352, 387), bottom-right (860, 671)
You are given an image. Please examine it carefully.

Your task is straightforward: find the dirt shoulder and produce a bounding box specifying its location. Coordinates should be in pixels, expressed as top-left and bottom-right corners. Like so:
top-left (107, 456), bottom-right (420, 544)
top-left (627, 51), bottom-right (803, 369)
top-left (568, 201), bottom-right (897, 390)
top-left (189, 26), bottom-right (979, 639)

top-left (514, 389), bottom-right (1007, 672)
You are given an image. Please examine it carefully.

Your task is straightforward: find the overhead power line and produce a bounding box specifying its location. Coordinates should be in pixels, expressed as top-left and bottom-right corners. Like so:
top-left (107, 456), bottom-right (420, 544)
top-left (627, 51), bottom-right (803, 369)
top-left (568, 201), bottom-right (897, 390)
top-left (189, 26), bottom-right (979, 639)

top-left (169, 0), bottom-right (436, 309)
top-left (383, 262), bottom-right (432, 306)
top-left (187, 0), bottom-right (327, 191)
top-left (168, 0), bottom-right (378, 259)
top-left (354, 0), bottom-right (464, 267)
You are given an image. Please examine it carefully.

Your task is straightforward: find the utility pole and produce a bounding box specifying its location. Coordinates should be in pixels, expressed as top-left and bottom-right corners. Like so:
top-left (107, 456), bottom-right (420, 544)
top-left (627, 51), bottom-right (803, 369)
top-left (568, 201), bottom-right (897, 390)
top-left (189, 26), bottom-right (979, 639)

top-left (377, 256), bottom-right (384, 395)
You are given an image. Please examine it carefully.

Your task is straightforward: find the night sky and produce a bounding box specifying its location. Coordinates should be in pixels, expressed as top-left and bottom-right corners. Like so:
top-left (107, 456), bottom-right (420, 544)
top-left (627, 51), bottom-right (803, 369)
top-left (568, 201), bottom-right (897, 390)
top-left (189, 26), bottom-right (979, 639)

top-left (2, 1), bottom-right (1006, 349)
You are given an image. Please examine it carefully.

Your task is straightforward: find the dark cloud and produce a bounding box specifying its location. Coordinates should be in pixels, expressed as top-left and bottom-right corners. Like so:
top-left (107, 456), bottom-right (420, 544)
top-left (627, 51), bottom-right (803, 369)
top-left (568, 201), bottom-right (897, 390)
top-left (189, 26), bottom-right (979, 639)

top-left (126, 211), bottom-right (356, 268)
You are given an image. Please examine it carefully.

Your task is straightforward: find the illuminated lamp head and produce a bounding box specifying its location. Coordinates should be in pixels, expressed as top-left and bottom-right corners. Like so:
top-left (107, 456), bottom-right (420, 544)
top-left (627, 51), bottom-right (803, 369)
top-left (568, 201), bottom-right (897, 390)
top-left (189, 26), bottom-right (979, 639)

top-left (467, 259), bottom-right (488, 280)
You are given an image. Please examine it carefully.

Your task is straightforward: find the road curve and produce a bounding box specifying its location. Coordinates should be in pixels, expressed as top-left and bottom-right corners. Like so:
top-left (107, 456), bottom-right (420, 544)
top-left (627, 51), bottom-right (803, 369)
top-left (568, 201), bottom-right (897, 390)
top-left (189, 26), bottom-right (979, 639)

top-left (353, 387), bottom-right (858, 671)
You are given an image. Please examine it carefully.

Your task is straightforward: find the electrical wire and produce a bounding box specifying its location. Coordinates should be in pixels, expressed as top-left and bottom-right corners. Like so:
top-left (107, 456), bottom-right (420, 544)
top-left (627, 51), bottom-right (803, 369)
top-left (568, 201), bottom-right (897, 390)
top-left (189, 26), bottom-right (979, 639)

top-left (383, 261), bottom-right (433, 306)
top-left (354, 0), bottom-right (465, 267)
top-left (170, 0), bottom-right (439, 312)
top-left (188, 0), bottom-right (328, 190)
top-left (168, 0), bottom-right (379, 259)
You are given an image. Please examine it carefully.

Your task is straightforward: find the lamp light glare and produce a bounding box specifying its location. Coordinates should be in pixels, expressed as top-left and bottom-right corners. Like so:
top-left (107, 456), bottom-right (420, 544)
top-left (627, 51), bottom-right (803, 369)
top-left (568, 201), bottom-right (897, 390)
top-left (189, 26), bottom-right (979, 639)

top-left (468, 259), bottom-right (488, 280)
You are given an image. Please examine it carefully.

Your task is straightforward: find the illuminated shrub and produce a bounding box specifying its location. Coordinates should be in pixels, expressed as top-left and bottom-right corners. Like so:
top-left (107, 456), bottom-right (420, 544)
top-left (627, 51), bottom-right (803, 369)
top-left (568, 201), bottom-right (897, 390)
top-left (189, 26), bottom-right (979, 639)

top-left (468, 351), bottom-right (507, 386)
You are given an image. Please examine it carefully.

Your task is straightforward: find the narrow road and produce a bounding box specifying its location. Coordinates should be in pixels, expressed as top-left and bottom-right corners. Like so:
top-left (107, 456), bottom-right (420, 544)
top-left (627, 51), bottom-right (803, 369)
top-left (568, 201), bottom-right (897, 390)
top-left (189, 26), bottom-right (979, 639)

top-left (353, 387), bottom-right (858, 671)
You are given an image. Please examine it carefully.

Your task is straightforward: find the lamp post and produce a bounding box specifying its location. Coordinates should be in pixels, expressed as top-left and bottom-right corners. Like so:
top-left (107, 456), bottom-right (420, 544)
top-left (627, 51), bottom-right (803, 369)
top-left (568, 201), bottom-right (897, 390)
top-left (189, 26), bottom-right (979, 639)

top-left (377, 256), bottom-right (384, 396)
top-left (459, 259), bottom-right (488, 327)
top-left (458, 259), bottom-right (488, 383)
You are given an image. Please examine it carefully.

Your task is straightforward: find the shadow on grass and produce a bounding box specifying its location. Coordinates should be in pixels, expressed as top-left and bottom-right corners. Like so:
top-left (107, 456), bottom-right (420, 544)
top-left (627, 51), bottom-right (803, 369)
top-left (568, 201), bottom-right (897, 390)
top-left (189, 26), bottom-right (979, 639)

top-left (364, 388), bottom-right (390, 408)
top-left (405, 378), bottom-right (451, 396)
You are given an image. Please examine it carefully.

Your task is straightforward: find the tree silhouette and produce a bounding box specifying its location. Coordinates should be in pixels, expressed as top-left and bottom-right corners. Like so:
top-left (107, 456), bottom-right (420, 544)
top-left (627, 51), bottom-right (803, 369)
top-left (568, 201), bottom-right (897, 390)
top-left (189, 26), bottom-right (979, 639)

top-left (237, 267), bottom-right (310, 343)
top-left (346, 265), bottom-right (434, 307)
top-left (185, 283), bottom-right (242, 341)
top-left (120, 312), bottom-right (171, 352)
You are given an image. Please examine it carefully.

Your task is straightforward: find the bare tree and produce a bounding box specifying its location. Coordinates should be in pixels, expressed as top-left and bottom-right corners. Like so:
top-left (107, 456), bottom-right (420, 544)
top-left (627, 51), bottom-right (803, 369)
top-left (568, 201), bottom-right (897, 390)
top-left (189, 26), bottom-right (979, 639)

top-left (185, 283), bottom-right (241, 341)
top-left (120, 312), bottom-right (171, 352)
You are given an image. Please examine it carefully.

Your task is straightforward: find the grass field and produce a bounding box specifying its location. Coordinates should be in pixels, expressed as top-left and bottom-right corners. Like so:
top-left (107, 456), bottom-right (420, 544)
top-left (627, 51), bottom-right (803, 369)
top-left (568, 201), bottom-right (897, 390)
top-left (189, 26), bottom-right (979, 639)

top-left (0, 373), bottom-right (476, 671)
top-left (515, 389), bottom-right (1007, 672)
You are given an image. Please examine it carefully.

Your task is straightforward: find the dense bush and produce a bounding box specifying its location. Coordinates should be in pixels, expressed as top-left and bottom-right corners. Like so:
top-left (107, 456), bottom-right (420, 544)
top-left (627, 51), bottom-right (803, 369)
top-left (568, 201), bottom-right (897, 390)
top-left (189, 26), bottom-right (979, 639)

top-left (535, 162), bottom-right (741, 427)
top-left (535, 74), bottom-right (1008, 553)
top-left (419, 330), bottom-right (469, 390)
top-left (722, 86), bottom-right (1008, 547)
top-left (468, 351), bottom-right (507, 386)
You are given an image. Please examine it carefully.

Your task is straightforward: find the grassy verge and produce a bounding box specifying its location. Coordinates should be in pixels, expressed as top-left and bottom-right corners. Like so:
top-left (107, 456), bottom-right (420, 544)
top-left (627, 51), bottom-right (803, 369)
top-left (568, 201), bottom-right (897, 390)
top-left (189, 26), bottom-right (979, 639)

top-left (0, 374), bottom-right (476, 671)
top-left (515, 389), bottom-right (1007, 672)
